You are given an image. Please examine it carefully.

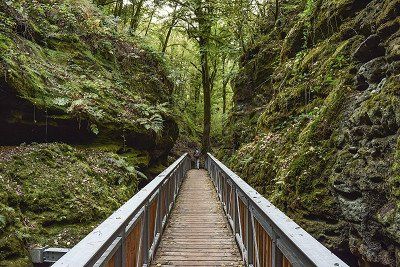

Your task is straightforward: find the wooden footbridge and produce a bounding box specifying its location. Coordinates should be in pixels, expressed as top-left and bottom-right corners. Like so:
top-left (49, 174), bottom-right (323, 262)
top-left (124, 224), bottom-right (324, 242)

top-left (35, 154), bottom-right (348, 267)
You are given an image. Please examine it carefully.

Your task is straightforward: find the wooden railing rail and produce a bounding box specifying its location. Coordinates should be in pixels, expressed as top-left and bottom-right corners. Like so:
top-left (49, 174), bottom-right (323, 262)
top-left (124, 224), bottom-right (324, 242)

top-left (53, 153), bottom-right (191, 267)
top-left (205, 153), bottom-right (348, 267)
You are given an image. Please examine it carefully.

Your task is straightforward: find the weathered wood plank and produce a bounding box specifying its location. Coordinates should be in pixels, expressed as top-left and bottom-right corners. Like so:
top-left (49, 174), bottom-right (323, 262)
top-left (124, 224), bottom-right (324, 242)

top-left (151, 169), bottom-right (243, 266)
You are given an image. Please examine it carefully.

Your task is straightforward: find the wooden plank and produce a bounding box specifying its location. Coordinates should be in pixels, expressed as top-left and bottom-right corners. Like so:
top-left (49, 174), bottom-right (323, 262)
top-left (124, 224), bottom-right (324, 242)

top-left (105, 254), bottom-right (115, 267)
top-left (151, 169), bottom-right (243, 266)
top-left (152, 261), bottom-right (243, 266)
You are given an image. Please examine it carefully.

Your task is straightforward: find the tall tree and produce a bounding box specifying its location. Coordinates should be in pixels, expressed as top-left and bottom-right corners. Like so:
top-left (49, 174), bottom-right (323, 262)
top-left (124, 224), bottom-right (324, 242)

top-left (164, 0), bottom-right (216, 152)
top-left (130, 0), bottom-right (146, 31)
top-left (194, 0), bottom-right (213, 153)
top-left (114, 0), bottom-right (124, 17)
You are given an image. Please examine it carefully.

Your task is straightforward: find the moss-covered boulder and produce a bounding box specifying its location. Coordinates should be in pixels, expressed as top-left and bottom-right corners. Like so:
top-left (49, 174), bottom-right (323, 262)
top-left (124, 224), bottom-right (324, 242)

top-left (0, 0), bottom-right (178, 160)
top-left (220, 0), bottom-right (400, 266)
top-left (0, 143), bottom-right (143, 265)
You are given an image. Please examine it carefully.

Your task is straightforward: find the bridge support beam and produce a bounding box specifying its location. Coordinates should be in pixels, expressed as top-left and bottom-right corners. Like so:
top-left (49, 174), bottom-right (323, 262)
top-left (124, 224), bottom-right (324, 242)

top-left (30, 247), bottom-right (70, 265)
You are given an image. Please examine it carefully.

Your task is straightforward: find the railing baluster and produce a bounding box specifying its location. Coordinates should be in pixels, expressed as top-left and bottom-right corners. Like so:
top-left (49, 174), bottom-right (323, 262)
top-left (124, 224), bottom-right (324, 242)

top-left (236, 192), bottom-right (245, 258)
top-left (233, 185), bottom-right (240, 240)
top-left (175, 170), bottom-right (179, 197)
top-left (116, 242), bottom-right (123, 267)
top-left (251, 213), bottom-right (260, 267)
top-left (120, 228), bottom-right (126, 267)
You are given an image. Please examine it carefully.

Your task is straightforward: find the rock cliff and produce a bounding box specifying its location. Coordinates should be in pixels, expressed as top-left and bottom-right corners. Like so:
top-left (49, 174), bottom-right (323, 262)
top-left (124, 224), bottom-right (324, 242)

top-left (0, 0), bottom-right (178, 159)
top-left (0, 0), bottom-right (178, 264)
top-left (219, 0), bottom-right (400, 265)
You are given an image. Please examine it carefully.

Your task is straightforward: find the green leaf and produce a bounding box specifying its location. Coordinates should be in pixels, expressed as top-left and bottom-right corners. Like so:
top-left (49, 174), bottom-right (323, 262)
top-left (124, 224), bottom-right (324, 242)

top-left (53, 97), bottom-right (69, 106)
top-left (126, 166), bottom-right (135, 174)
top-left (90, 124), bottom-right (99, 135)
top-left (136, 170), bottom-right (147, 180)
top-left (0, 215), bottom-right (7, 228)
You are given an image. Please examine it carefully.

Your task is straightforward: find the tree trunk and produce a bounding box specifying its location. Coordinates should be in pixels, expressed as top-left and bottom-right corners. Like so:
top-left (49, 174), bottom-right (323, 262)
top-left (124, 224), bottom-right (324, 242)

top-left (162, 4), bottom-right (178, 53)
top-left (199, 35), bottom-right (211, 153)
top-left (145, 7), bottom-right (156, 36)
top-left (193, 0), bottom-right (213, 153)
top-left (162, 25), bottom-right (174, 53)
top-left (221, 57), bottom-right (227, 114)
top-left (114, 0), bottom-right (123, 17)
top-left (222, 82), bottom-right (227, 114)
top-left (275, 0), bottom-right (280, 23)
top-left (130, 0), bottom-right (145, 31)
top-left (201, 49), bottom-right (211, 153)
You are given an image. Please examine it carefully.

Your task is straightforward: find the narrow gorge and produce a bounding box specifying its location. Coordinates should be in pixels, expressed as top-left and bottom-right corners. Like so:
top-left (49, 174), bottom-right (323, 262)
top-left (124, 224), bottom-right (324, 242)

top-left (0, 0), bottom-right (399, 266)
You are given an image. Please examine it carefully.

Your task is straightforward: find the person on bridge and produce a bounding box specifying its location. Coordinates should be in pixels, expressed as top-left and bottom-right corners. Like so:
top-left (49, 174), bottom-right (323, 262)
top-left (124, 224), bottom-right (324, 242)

top-left (194, 149), bottom-right (201, 169)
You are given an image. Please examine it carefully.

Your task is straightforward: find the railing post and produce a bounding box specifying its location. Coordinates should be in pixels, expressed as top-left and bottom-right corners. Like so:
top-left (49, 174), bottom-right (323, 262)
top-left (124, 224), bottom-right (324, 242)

top-left (233, 186), bottom-right (240, 239)
top-left (272, 239), bottom-right (283, 267)
top-left (141, 203), bottom-right (149, 266)
top-left (156, 190), bottom-right (162, 238)
top-left (247, 206), bottom-right (254, 266)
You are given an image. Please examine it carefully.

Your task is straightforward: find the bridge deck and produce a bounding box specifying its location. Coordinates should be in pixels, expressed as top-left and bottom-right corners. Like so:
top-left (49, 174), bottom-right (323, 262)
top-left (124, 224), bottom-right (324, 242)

top-left (151, 169), bottom-right (243, 266)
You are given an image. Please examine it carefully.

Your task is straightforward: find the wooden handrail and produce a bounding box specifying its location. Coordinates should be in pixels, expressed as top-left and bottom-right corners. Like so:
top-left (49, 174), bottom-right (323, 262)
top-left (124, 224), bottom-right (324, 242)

top-left (53, 153), bottom-right (191, 267)
top-left (206, 153), bottom-right (349, 267)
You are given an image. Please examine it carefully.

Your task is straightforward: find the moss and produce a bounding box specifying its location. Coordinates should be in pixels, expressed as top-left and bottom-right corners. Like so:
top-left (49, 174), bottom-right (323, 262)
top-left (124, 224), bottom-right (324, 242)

top-left (223, 0), bottom-right (400, 264)
top-left (0, 143), bottom-right (142, 264)
top-left (0, 0), bottom-right (176, 151)
top-left (377, 0), bottom-right (400, 24)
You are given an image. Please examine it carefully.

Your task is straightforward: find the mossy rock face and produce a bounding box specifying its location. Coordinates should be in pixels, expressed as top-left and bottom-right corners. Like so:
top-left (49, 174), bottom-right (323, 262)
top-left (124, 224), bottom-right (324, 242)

top-left (0, 143), bottom-right (142, 265)
top-left (0, 0), bottom-right (179, 264)
top-left (0, 0), bottom-right (177, 160)
top-left (222, 0), bottom-right (400, 266)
